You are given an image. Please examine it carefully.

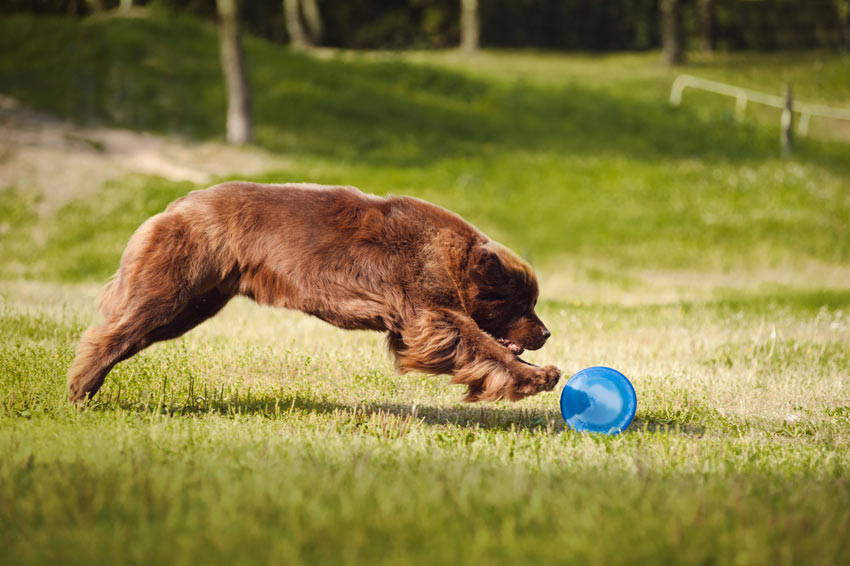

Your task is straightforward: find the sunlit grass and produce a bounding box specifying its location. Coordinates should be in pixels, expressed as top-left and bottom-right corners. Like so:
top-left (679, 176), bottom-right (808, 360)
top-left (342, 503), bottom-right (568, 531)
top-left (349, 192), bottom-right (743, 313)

top-left (1, 281), bottom-right (849, 564)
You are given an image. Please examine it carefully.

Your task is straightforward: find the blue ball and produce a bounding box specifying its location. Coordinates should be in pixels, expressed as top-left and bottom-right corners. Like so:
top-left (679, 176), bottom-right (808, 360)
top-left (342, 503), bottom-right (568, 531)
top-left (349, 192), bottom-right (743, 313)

top-left (560, 367), bottom-right (637, 435)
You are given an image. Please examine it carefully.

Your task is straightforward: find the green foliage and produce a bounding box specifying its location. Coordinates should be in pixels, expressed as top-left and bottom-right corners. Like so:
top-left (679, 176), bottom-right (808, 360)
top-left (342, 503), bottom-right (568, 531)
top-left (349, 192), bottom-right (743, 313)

top-left (5, 0), bottom-right (847, 51)
top-left (0, 13), bottom-right (224, 137)
top-left (480, 0), bottom-right (659, 50)
top-left (709, 0), bottom-right (848, 51)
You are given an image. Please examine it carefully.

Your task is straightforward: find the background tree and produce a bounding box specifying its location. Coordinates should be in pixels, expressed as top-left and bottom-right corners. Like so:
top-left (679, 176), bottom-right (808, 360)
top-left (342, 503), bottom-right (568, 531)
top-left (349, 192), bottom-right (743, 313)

top-left (284, 0), bottom-right (308, 48)
top-left (216, 0), bottom-right (252, 144)
top-left (660, 0), bottom-right (684, 65)
top-left (301, 0), bottom-right (323, 44)
top-left (836, 0), bottom-right (850, 50)
top-left (698, 0), bottom-right (714, 53)
top-left (460, 0), bottom-right (479, 52)
top-left (285, 0), bottom-right (323, 48)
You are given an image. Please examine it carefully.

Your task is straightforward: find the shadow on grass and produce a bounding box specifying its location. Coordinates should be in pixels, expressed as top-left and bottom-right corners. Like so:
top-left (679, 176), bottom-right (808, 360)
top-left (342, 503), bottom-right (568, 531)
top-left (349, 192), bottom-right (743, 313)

top-left (90, 389), bottom-right (704, 435)
top-left (94, 391), bottom-right (564, 432)
top-left (357, 400), bottom-right (566, 432)
top-left (630, 416), bottom-right (706, 435)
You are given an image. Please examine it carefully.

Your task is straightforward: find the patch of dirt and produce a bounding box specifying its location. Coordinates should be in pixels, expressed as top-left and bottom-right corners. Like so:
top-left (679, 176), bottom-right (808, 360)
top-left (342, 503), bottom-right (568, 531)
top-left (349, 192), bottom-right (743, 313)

top-left (0, 95), bottom-right (291, 214)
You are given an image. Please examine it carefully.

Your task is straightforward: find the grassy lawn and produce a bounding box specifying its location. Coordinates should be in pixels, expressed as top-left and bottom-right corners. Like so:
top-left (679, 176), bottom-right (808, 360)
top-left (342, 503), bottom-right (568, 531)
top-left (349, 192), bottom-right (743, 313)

top-left (2, 15), bottom-right (850, 281)
top-left (1, 11), bottom-right (850, 565)
top-left (2, 282), bottom-right (849, 564)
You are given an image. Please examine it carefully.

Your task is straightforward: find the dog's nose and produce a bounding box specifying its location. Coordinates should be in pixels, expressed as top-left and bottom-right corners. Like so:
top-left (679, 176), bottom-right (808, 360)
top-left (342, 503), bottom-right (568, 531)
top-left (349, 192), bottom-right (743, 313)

top-left (541, 327), bottom-right (551, 340)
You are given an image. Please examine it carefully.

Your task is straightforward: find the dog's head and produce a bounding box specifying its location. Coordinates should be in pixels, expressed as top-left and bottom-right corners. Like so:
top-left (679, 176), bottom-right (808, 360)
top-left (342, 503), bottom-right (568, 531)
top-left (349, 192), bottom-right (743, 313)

top-left (465, 241), bottom-right (550, 355)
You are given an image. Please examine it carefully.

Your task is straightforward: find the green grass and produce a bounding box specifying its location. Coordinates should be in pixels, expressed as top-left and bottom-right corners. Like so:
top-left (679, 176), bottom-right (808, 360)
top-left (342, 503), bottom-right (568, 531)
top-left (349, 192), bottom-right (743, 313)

top-left (2, 14), bottom-right (850, 278)
top-left (2, 10), bottom-right (850, 565)
top-left (2, 282), bottom-right (850, 565)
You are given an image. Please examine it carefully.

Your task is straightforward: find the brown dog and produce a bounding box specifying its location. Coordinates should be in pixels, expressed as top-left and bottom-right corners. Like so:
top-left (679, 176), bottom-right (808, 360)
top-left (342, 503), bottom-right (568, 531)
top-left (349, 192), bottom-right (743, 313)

top-left (68, 182), bottom-right (560, 403)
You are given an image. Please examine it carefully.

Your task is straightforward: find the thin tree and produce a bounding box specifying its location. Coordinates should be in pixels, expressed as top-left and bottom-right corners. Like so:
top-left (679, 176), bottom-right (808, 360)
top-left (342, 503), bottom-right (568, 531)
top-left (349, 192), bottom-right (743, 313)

top-left (660, 0), bottom-right (684, 65)
top-left (284, 0), bottom-right (323, 48)
top-left (461, 0), bottom-right (480, 53)
top-left (698, 0), bottom-right (714, 53)
top-left (836, 0), bottom-right (850, 50)
top-left (301, 0), bottom-right (324, 44)
top-left (217, 0), bottom-right (252, 144)
top-left (284, 0), bottom-right (309, 48)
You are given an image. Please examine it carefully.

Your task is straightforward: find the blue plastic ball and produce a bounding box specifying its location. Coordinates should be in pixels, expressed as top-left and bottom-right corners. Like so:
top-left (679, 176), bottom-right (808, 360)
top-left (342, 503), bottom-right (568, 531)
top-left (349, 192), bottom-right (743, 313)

top-left (560, 367), bottom-right (637, 435)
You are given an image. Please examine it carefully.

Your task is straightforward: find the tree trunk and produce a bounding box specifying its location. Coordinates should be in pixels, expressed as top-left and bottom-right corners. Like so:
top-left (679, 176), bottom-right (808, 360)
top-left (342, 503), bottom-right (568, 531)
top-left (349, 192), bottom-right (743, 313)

top-left (217, 0), bottom-right (252, 145)
top-left (660, 0), bottom-right (684, 65)
top-left (301, 0), bottom-right (323, 44)
top-left (836, 0), bottom-right (850, 51)
top-left (460, 0), bottom-right (480, 53)
top-left (698, 0), bottom-right (714, 53)
top-left (86, 0), bottom-right (104, 13)
top-left (284, 0), bottom-right (309, 49)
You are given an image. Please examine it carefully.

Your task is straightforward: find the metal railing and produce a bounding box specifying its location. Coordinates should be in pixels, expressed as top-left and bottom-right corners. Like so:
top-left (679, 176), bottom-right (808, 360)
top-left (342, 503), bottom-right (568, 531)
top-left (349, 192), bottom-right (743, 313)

top-left (669, 74), bottom-right (850, 137)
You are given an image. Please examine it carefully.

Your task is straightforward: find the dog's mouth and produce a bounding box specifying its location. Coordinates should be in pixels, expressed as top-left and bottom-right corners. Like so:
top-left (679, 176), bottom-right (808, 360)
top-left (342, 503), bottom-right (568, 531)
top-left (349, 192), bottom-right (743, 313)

top-left (496, 337), bottom-right (524, 356)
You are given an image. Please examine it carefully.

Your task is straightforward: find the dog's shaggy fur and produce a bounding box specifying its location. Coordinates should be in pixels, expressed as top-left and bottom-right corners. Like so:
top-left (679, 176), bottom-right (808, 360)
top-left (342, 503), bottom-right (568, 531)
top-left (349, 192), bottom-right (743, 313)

top-left (68, 182), bottom-right (560, 403)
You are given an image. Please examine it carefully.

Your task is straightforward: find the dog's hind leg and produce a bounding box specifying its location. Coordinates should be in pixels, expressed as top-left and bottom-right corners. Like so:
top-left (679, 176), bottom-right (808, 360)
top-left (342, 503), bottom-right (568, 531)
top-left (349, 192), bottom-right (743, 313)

top-left (68, 215), bottom-right (237, 403)
top-left (68, 284), bottom-right (236, 403)
top-left (68, 318), bottom-right (148, 404)
top-left (145, 284), bottom-right (236, 343)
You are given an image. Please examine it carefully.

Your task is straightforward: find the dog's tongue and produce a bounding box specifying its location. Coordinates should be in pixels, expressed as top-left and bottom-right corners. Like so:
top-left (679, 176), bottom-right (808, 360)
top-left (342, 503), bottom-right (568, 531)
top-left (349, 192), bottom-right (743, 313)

top-left (496, 338), bottom-right (524, 355)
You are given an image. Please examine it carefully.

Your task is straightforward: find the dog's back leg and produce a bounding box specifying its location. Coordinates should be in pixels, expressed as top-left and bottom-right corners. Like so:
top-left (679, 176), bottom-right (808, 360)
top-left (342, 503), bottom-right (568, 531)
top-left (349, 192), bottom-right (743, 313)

top-left (68, 285), bottom-right (235, 403)
top-left (68, 215), bottom-right (237, 403)
top-left (68, 317), bottom-right (152, 404)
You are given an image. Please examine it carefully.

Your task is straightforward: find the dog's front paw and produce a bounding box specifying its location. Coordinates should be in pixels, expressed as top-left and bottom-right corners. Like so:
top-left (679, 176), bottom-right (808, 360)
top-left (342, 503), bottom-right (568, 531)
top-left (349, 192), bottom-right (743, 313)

top-left (505, 363), bottom-right (561, 400)
top-left (535, 365), bottom-right (561, 392)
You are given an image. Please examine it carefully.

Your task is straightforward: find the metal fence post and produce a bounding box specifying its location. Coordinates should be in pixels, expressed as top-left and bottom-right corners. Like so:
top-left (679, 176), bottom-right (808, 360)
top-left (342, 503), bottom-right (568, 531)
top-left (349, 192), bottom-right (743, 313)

top-left (735, 93), bottom-right (747, 120)
top-left (781, 83), bottom-right (793, 155)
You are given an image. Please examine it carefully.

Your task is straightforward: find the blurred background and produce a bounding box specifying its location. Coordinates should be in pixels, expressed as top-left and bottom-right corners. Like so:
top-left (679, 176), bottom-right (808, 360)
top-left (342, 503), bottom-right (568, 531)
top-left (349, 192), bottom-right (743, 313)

top-left (1, 0), bottom-right (849, 301)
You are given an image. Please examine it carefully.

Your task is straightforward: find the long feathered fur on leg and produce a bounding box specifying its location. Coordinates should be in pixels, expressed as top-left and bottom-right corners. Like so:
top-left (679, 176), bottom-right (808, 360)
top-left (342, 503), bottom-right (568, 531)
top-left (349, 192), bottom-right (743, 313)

top-left (388, 310), bottom-right (557, 402)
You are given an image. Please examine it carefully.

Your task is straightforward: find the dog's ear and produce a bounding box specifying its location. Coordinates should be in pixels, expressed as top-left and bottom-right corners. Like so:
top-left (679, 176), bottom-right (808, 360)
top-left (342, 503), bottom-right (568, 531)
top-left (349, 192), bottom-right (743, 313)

top-left (469, 243), bottom-right (510, 287)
